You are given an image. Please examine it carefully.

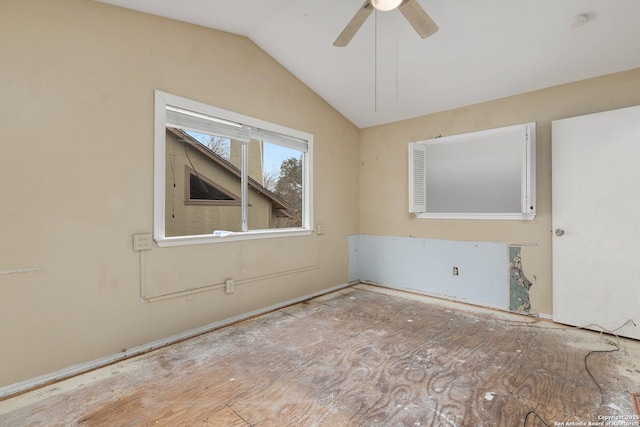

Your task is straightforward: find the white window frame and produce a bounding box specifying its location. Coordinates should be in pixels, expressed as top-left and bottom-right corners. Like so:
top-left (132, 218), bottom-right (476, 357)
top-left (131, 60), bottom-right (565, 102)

top-left (154, 90), bottom-right (313, 247)
top-left (408, 122), bottom-right (536, 220)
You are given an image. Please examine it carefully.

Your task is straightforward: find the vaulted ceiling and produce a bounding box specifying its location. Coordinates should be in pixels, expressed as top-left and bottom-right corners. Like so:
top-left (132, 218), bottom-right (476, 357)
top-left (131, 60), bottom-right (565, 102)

top-left (95, 0), bottom-right (640, 128)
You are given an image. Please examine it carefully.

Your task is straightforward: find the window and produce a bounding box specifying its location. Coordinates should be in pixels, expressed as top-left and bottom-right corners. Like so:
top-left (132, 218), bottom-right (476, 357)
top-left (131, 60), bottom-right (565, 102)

top-left (185, 167), bottom-right (240, 205)
top-left (409, 122), bottom-right (536, 220)
top-left (155, 91), bottom-right (313, 246)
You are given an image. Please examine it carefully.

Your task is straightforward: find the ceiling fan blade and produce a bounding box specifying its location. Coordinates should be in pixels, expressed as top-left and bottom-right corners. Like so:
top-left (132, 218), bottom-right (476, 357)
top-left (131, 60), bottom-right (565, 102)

top-left (398, 0), bottom-right (438, 39)
top-left (333, 1), bottom-right (374, 47)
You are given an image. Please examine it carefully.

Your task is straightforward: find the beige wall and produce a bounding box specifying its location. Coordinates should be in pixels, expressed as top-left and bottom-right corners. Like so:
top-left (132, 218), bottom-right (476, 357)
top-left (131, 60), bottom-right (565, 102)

top-left (359, 67), bottom-right (640, 316)
top-left (0, 0), bottom-right (359, 388)
top-left (3, 0), bottom-right (640, 391)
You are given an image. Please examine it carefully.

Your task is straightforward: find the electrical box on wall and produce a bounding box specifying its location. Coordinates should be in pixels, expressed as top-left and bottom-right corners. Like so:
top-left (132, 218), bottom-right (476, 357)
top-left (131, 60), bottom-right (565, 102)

top-left (133, 233), bottom-right (153, 251)
top-left (225, 279), bottom-right (235, 294)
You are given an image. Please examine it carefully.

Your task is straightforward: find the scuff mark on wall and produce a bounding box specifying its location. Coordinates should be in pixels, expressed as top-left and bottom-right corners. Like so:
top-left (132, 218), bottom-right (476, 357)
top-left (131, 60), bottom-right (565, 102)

top-left (509, 246), bottom-right (533, 313)
top-left (0, 268), bottom-right (40, 276)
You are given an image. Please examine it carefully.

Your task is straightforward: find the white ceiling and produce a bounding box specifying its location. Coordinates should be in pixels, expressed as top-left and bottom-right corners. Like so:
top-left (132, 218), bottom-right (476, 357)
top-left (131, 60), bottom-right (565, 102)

top-left (95, 0), bottom-right (640, 128)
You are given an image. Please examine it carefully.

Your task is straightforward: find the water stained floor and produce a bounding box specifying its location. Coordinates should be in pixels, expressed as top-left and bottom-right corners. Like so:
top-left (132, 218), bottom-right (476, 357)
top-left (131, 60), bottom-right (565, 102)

top-left (1, 284), bottom-right (639, 426)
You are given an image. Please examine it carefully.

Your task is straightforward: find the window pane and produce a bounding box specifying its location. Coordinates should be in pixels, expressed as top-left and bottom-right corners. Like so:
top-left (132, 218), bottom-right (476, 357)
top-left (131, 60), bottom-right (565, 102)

top-left (248, 139), bottom-right (304, 230)
top-left (188, 171), bottom-right (236, 201)
top-left (155, 91), bottom-right (313, 245)
top-left (165, 127), bottom-right (242, 236)
top-left (424, 135), bottom-right (522, 213)
top-left (185, 130), bottom-right (231, 162)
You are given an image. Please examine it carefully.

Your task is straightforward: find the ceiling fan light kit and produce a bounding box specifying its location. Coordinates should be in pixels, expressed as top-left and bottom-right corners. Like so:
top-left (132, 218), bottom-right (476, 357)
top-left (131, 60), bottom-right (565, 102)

top-left (333, 0), bottom-right (439, 47)
top-left (371, 0), bottom-right (403, 11)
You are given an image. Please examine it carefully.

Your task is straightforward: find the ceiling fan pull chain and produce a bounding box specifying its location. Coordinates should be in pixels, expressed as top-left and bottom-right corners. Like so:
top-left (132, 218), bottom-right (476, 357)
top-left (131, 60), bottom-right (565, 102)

top-left (374, 8), bottom-right (378, 112)
top-left (395, 12), bottom-right (399, 104)
top-left (334, 0), bottom-right (438, 47)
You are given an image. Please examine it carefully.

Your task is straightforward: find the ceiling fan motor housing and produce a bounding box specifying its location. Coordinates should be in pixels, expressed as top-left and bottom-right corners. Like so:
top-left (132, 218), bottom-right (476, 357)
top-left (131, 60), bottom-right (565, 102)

top-left (371, 0), bottom-right (403, 12)
top-left (334, 0), bottom-right (438, 47)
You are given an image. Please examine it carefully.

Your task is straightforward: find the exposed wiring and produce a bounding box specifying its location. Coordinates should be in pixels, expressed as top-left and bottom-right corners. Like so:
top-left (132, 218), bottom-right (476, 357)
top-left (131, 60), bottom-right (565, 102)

top-left (523, 410), bottom-right (551, 427)
top-left (180, 138), bottom-right (209, 195)
top-left (580, 320), bottom-right (635, 408)
top-left (521, 319), bottom-right (636, 426)
top-left (169, 154), bottom-right (176, 218)
top-left (585, 345), bottom-right (619, 408)
top-left (170, 149), bottom-right (176, 185)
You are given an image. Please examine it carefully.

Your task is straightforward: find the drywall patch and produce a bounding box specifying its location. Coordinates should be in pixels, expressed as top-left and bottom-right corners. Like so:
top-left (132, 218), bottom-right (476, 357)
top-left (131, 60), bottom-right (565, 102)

top-left (350, 235), bottom-right (510, 310)
top-left (509, 246), bottom-right (533, 313)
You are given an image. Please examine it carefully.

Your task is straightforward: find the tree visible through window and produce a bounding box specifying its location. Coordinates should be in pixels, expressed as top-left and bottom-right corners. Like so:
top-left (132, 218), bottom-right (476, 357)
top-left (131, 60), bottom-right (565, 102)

top-left (155, 90), bottom-right (312, 244)
top-left (274, 156), bottom-right (303, 228)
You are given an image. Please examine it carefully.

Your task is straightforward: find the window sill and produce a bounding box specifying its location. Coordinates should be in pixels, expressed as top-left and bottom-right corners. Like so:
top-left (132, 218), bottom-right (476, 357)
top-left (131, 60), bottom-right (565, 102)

top-left (414, 213), bottom-right (537, 221)
top-left (155, 228), bottom-right (313, 247)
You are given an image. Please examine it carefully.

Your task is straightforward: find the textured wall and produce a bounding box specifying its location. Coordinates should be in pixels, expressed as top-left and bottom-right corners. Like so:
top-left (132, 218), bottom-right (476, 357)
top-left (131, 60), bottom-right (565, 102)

top-left (359, 67), bottom-right (640, 316)
top-left (3, 0), bottom-right (640, 391)
top-left (0, 0), bottom-right (359, 387)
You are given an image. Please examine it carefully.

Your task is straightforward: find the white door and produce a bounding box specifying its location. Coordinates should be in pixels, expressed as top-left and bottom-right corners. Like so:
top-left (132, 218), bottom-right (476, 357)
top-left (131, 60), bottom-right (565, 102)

top-left (552, 105), bottom-right (640, 340)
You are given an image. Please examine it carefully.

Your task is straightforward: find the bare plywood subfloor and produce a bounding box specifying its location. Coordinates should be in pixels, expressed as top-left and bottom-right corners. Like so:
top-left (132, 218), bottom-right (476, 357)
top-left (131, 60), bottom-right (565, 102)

top-left (2, 285), bottom-right (640, 426)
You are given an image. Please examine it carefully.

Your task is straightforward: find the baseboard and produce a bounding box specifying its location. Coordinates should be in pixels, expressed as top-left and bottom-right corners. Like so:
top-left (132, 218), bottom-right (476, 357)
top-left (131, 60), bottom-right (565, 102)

top-left (359, 280), bottom-right (509, 313)
top-left (0, 282), bottom-right (352, 400)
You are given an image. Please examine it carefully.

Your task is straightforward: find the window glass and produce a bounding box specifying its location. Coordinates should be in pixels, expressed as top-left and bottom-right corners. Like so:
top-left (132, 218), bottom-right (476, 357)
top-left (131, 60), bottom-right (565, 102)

top-left (408, 122), bottom-right (536, 220)
top-left (248, 140), bottom-right (304, 230)
top-left (155, 91), bottom-right (313, 245)
top-left (189, 173), bottom-right (235, 201)
top-left (185, 130), bottom-right (231, 162)
top-left (164, 127), bottom-right (243, 236)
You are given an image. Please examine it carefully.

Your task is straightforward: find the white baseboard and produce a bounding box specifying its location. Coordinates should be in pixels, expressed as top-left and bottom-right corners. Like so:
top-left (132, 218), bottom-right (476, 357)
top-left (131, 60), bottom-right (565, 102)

top-left (0, 282), bottom-right (352, 400)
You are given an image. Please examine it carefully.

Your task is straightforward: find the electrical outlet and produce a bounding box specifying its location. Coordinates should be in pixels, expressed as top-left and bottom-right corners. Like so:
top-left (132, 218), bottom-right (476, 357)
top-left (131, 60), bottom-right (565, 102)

top-left (133, 233), bottom-right (153, 251)
top-left (225, 279), bottom-right (235, 294)
top-left (453, 267), bottom-right (459, 276)
top-left (316, 224), bottom-right (326, 235)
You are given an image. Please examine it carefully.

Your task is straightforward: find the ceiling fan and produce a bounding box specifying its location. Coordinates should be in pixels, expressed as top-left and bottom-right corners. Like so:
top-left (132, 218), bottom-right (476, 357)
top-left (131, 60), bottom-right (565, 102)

top-left (334, 0), bottom-right (438, 47)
